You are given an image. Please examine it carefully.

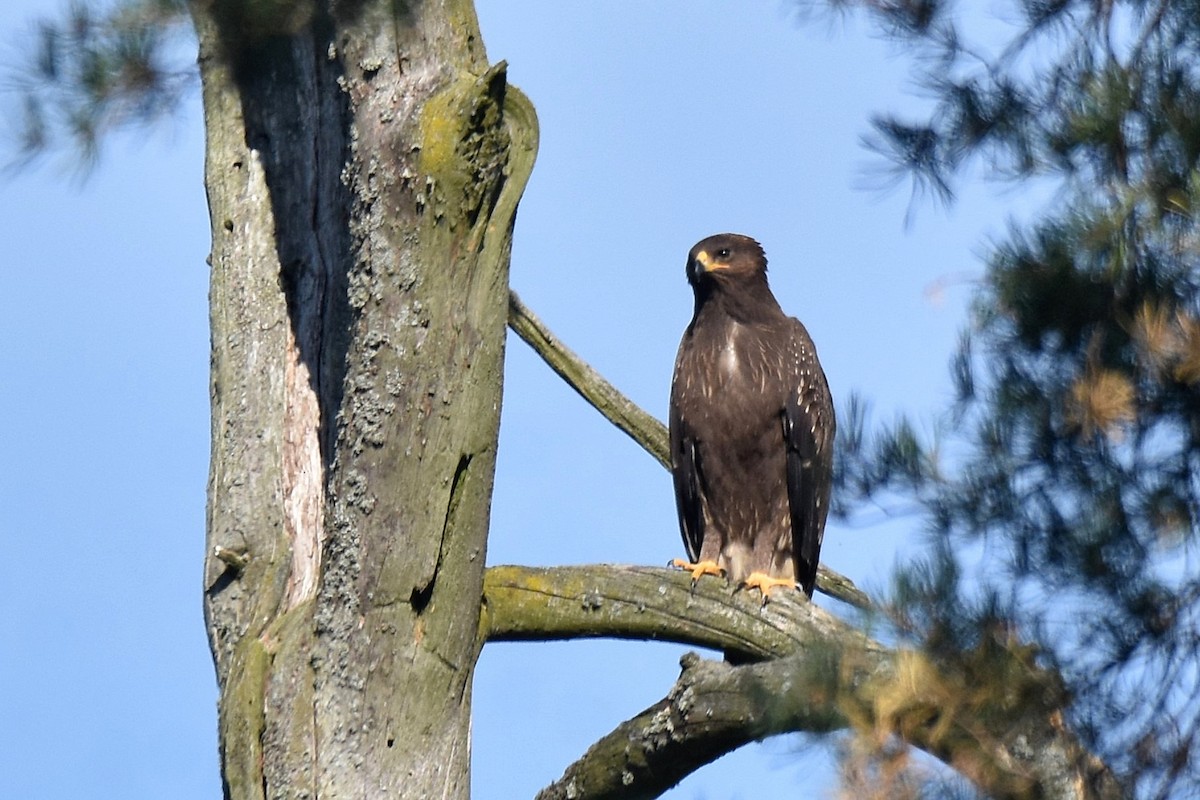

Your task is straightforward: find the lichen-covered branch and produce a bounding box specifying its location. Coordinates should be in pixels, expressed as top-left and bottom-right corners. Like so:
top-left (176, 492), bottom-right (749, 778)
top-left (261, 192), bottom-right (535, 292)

top-left (505, 294), bottom-right (870, 610)
top-left (533, 651), bottom-right (856, 800)
top-left (482, 564), bottom-right (875, 660)
top-left (481, 564), bottom-right (1124, 800)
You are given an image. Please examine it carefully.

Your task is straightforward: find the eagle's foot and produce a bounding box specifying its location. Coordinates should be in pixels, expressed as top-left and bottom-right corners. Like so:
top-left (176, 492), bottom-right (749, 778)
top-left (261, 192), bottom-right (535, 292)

top-left (740, 572), bottom-right (797, 605)
top-left (670, 558), bottom-right (725, 585)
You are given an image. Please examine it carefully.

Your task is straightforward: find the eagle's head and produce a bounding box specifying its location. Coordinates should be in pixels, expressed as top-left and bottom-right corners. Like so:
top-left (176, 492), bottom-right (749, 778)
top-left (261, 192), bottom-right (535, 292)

top-left (686, 233), bottom-right (768, 288)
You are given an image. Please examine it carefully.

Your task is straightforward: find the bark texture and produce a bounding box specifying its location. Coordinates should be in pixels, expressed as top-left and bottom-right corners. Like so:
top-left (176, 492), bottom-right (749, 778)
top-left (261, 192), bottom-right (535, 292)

top-left (193, 1), bottom-right (537, 797)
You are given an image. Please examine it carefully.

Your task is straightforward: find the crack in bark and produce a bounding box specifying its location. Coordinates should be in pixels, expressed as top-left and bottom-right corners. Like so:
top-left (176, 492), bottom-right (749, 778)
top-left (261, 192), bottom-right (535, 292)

top-left (412, 452), bottom-right (474, 614)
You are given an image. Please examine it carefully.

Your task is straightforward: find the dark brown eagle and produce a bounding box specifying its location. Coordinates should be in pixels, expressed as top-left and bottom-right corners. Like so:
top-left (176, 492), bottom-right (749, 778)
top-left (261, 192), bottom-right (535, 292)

top-left (669, 233), bottom-right (835, 599)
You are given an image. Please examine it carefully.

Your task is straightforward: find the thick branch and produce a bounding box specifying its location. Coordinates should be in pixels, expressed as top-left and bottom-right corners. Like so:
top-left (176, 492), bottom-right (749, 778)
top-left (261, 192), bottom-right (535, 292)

top-left (533, 651), bottom-right (854, 800)
top-left (483, 564), bottom-right (872, 661)
top-left (536, 651), bottom-right (851, 800)
top-left (482, 565), bottom-right (1124, 800)
top-left (505, 292), bottom-right (870, 610)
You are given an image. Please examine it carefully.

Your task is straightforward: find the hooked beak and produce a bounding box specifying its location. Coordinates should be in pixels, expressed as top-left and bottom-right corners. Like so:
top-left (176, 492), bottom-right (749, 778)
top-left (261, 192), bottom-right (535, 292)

top-left (689, 250), bottom-right (726, 281)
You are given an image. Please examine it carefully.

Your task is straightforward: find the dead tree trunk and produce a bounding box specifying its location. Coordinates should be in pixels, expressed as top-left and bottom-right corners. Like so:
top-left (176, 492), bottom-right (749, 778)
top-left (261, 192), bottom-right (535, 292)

top-left (191, 1), bottom-right (537, 796)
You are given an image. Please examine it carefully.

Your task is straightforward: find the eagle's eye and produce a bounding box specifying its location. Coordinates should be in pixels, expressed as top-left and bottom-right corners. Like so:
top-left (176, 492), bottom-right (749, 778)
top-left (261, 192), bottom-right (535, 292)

top-left (716, 248), bottom-right (731, 259)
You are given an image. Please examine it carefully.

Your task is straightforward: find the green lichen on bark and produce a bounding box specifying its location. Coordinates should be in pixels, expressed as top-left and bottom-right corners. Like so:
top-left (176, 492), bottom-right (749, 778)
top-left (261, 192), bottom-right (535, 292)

top-left (417, 60), bottom-right (538, 251)
top-left (482, 564), bottom-right (836, 661)
top-left (260, 600), bottom-right (318, 798)
top-left (218, 637), bottom-right (270, 797)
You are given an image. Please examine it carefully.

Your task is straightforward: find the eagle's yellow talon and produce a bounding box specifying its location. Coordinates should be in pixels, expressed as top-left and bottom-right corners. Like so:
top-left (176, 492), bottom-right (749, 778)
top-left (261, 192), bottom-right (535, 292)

top-left (670, 558), bottom-right (725, 583)
top-left (741, 572), bottom-right (798, 605)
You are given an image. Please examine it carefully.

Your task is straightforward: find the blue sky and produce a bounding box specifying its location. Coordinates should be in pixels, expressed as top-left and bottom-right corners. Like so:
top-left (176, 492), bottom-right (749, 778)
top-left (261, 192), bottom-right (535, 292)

top-left (0, 2), bottom-right (1042, 797)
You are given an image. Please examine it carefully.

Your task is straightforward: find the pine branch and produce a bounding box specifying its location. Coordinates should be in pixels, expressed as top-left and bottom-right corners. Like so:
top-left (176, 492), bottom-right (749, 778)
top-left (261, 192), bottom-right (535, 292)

top-left (505, 291), bottom-right (871, 610)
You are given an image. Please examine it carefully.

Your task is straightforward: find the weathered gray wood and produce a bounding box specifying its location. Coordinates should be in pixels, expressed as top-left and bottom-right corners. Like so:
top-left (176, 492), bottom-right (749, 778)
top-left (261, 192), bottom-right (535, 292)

top-left (193, 2), bottom-right (536, 797)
